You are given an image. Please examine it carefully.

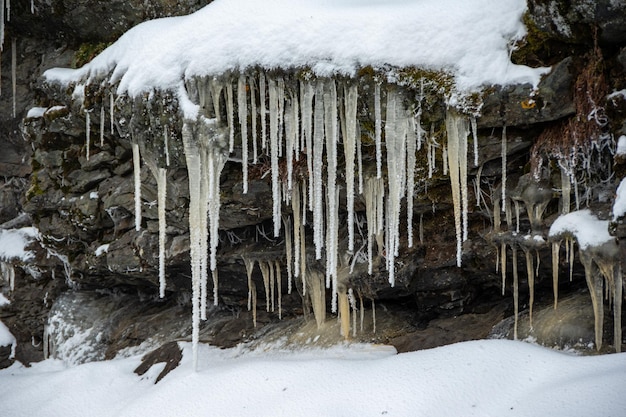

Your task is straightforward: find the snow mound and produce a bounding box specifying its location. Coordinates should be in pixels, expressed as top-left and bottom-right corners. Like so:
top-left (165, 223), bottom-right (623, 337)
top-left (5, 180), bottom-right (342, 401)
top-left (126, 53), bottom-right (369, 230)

top-left (44, 0), bottom-right (549, 97)
top-left (549, 210), bottom-right (612, 249)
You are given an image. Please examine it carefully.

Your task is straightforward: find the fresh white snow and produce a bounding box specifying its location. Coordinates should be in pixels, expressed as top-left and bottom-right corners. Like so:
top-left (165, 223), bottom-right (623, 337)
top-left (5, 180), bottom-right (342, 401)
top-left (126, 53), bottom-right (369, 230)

top-left (1, 340), bottom-right (625, 417)
top-left (549, 209), bottom-right (613, 249)
top-left (0, 227), bottom-right (38, 262)
top-left (43, 0), bottom-right (548, 110)
top-left (612, 176), bottom-right (626, 220)
top-left (0, 320), bottom-right (15, 359)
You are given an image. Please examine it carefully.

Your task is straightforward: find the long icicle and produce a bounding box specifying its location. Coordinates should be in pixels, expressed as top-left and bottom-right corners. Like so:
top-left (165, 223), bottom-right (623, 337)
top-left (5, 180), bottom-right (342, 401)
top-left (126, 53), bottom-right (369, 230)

top-left (156, 168), bottom-right (168, 298)
top-left (132, 141), bottom-right (142, 231)
top-left (313, 80), bottom-right (325, 260)
top-left (249, 76), bottom-right (258, 164)
top-left (344, 83), bottom-right (358, 251)
top-left (238, 75), bottom-right (249, 193)
top-left (375, 83), bottom-right (382, 179)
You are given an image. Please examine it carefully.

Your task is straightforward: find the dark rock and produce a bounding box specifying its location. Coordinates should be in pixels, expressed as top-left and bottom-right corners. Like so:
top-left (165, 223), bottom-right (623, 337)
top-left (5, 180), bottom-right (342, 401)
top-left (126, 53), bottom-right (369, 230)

top-left (134, 342), bottom-right (183, 383)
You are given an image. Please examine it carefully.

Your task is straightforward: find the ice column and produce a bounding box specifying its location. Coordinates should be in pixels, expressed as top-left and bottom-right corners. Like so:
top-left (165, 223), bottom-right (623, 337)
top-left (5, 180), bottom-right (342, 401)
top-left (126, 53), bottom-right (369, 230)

top-left (312, 80), bottom-right (325, 260)
top-left (157, 168), bottom-right (167, 298)
top-left (238, 75), bottom-right (249, 193)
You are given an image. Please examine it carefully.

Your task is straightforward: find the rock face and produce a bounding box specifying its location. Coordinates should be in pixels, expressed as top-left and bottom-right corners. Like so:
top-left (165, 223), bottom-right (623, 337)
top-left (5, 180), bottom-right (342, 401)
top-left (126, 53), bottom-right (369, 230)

top-left (1, 1), bottom-right (626, 368)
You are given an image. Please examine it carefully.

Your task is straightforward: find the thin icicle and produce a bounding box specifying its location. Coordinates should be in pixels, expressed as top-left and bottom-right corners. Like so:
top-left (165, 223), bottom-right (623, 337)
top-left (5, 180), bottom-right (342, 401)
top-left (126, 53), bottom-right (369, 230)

top-left (371, 298), bottom-right (376, 334)
top-left (291, 181), bottom-right (302, 283)
top-left (249, 76), bottom-right (258, 164)
top-left (238, 75), bottom-right (249, 193)
top-left (275, 260), bottom-right (282, 319)
top-left (471, 116), bottom-right (479, 167)
top-left (442, 144), bottom-right (448, 176)
top-left (12, 38), bottom-right (16, 117)
top-left (445, 110), bottom-right (468, 267)
top-left (301, 81), bottom-right (314, 208)
top-left (109, 92), bottom-right (115, 134)
top-left (501, 126), bottom-right (507, 212)
top-left (348, 288), bottom-right (357, 337)
top-left (512, 246), bottom-right (519, 340)
top-left (283, 215), bottom-right (293, 294)
top-left (157, 167), bottom-right (167, 298)
top-left (260, 261), bottom-right (271, 312)
top-left (344, 83), bottom-right (358, 251)
top-left (524, 249), bottom-right (535, 329)
top-left (552, 241), bottom-right (560, 308)
top-left (0, 0), bottom-right (4, 52)
top-left (501, 242), bottom-right (507, 295)
top-left (406, 116), bottom-right (417, 248)
top-left (364, 177), bottom-right (384, 275)
top-left (285, 100), bottom-right (295, 190)
top-left (212, 268), bottom-right (219, 306)
top-left (260, 73), bottom-right (267, 150)
top-left (132, 142), bottom-right (141, 231)
top-left (85, 110), bottom-right (91, 160)
top-left (164, 127), bottom-right (170, 166)
top-left (99, 106), bottom-right (104, 147)
top-left (243, 256), bottom-right (255, 310)
top-left (338, 291), bottom-right (350, 339)
top-left (226, 82), bottom-right (234, 153)
top-left (31, 0), bottom-right (34, 14)
top-left (269, 77), bottom-right (282, 237)
top-left (374, 83), bottom-right (382, 179)
top-left (357, 122), bottom-right (363, 195)
top-left (569, 237), bottom-right (574, 282)
top-left (324, 80), bottom-right (339, 309)
top-left (313, 80), bottom-right (325, 260)
top-left (459, 118), bottom-right (469, 243)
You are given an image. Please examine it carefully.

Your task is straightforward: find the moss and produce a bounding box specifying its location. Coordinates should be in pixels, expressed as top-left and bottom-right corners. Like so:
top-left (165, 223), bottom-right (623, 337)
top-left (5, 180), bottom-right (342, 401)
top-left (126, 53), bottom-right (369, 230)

top-left (73, 42), bottom-right (111, 68)
top-left (26, 172), bottom-right (44, 201)
top-left (393, 67), bottom-right (454, 95)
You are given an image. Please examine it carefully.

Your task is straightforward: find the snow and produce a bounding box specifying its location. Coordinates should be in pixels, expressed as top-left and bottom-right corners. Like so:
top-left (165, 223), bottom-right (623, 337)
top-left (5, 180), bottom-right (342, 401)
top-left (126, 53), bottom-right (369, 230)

top-left (0, 320), bottom-right (15, 358)
top-left (94, 244), bottom-right (109, 257)
top-left (0, 227), bottom-right (38, 262)
top-left (0, 293), bottom-right (9, 306)
top-left (613, 177), bottom-right (626, 220)
top-left (549, 209), bottom-right (612, 249)
top-left (1, 339), bottom-right (625, 417)
top-left (43, 0), bottom-right (548, 105)
top-left (25, 106), bottom-right (47, 119)
top-left (617, 135), bottom-right (626, 156)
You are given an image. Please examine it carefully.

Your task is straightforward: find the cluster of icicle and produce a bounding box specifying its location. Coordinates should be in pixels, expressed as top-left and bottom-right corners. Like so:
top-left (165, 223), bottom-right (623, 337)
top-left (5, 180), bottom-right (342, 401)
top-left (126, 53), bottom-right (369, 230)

top-left (109, 72), bottom-right (476, 369)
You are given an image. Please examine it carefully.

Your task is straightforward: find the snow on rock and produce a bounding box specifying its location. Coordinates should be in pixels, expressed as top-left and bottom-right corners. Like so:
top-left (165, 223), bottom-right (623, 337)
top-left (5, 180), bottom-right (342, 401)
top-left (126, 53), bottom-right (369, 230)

top-left (43, 0), bottom-right (548, 103)
top-left (0, 227), bottom-right (39, 262)
top-left (94, 244), bottom-right (110, 257)
top-left (0, 293), bottom-right (9, 306)
top-left (613, 177), bottom-right (626, 221)
top-left (0, 320), bottom-right (16, 359)
top-left (549, 209), bottom-right (612, 249)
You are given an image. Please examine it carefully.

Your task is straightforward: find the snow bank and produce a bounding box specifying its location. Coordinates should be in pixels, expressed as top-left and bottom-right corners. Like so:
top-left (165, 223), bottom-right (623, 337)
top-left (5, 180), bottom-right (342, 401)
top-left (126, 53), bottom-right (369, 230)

top-left (0, 340), bottom-right (625, 417)
top-left (0, 227), bottom-right (39, 262)
top-left (44, 0), bottom-right (548, 97)
top-left (0, 320), bottom-right (16, 359)
top-left (549, 209), bottom-right (612, 249)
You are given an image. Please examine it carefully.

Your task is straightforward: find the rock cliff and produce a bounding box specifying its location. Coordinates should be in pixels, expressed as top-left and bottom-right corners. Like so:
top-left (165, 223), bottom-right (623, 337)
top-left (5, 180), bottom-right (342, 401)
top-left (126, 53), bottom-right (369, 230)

top-left (1, 0), bottom-right (626, 368)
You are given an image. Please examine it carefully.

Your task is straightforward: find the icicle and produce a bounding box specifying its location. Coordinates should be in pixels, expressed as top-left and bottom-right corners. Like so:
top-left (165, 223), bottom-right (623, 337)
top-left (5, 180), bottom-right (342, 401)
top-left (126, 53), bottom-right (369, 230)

top-left (292, 88), bottom-right (300, 158)
top-left (573, 176), bottom-right (580, 210)
top-left (11, 37), bottom-right (15, 117)
top-left (308, 269), bottom-right (326, 328)
top-left (243, 256), bottom-right (255, 311)
top-left (419, 213), bottom-right (424, 245)
top-left (560, 165), bottom-right (571, 214)
top-left (371, 298), bottom-right (376, 334)
top-left (249, 76), bottom-right (258, 164)
top-left (268, 77), bottom-right (282, 237)
top-left (259, 73), bottom-right (267, 150)
top-left (359, 292), bottom-right (364, 332)
top-left (226, 82), bottom-right (234, 153)
top-left (344, 84), bottom-right (358, 251)
top-left (5, 0), bottom-right (8, 21)
top-left (84, 110), bottom-right (91, 160)
top-left (512, 246), bottom-right (519, 340)
top-left (374, 83), bottom-right (382, 178)
top-left (292, 183), bottom-right (301, 283)
top-left (238, 75), bottom-right (249, 193)
top-left (442, 144), bottom-right (448, 176)
top-left (31, 0), bottom-right (34, 14)
top-left (275, 260), bottom-right (282, 319)
top-left (260, 261), bottom-right (271, 312)
top-left (312, 80), bottom-right (325, 260)
top-left (552, 241), bottom-right (560, 308)
top-left (471, 116), bottom-right (479, 167)
top-left (579, 250), bottom-right (604, 351)
top-left (301, 81), bottom-right (314, 209)
top-left (357, 122), bottom-right (363, 195)
top-left (109, 92), bottom-right (115, 134)
top-left (338, 291), bottom-right (350, 340)
top-left (406, 116), bottom-right (417, 248)
top-left (164, 128), bottom-right (170, 166)
top-left (569, 238), bottom-right (574, 282)
top-left (324, 80), bottom-right (339, 307)
top-left (283, 215), bottom-right (293, 294)
top-left (269, 261), bottom-right (275, 312)
top-left (212, 268), bottom-right (219, 306)
top-left (524, 249), bottom-right (535, 329)
top-left (348, 288), bottom-right (357, 337)
top-left (514, 200), bottom-right (521, 233)
top-left (207, 143), bottom-right (226, 274)
top-left (157, 167), bottom-right (167, 298)
top-left (445, 110), bottom-right (469, 266)
top-left (284, 100), bottom-right (295, 191)
top-left (0, 0), bottom-right (4, 52)
top-left (501, 126), bottom-right (507, 212)
top-left (277, 77), bottom-right (285, 158)
top-left (132, 142), bottom-right (141, 231)
top-left (364, 177), bottom-right (384, 275)
top-left (501, 242), bottom-right (507, 295)
top-left (99, 106), bottom-right (104, 147)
